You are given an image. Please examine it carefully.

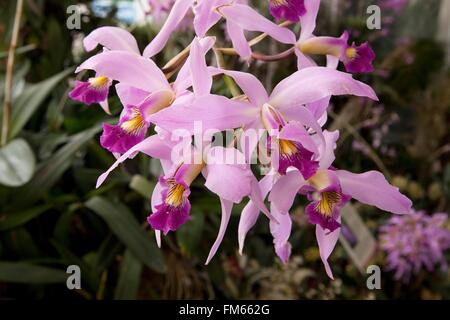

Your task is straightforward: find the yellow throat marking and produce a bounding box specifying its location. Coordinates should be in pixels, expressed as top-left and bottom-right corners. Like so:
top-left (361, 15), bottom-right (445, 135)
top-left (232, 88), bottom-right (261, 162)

top-left (121, 108), bottom-right (146, 135)
top-left (315, 191), bottom-right (341, 217)
top-left (89, 76), bottom-right (109, 89)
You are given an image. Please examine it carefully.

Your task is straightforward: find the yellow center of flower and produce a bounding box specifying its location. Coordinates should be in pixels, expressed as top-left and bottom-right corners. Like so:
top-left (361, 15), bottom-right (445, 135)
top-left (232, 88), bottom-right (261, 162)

top-left (89, 76), bottom-right (109, 89)
top-left (166, 182), bottom-right (186, 207)
top-left (120, 108), bottom-right (146, 135)
top-left (272, 0), bottom-right (288, 6)
top-left (315, 191), bottom-right (341, 217)
top-left (345, 47), bottom-right (358, 60)
top-left (279, 139), bottom-right (298, 156)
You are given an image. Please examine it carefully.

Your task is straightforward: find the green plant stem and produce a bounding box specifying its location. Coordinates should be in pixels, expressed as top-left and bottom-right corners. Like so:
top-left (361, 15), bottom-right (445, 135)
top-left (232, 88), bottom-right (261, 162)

top-left (2, 0), bottom-right (24, 147)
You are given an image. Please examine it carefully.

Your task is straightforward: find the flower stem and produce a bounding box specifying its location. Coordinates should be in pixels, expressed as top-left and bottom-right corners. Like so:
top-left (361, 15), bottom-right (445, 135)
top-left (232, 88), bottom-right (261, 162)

top-left (1, 0), bottom-right (24, 147)
top-left (250, 47), bottom-right (295, 62)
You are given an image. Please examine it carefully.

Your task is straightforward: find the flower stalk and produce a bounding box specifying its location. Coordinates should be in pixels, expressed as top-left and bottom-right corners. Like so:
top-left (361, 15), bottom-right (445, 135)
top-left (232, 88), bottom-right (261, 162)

top-left (1, 0), bottom-right (24, 147)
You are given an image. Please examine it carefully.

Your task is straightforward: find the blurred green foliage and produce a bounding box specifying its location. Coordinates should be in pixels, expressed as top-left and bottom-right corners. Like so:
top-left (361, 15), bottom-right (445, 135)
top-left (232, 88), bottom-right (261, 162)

top-left (0, 0), bottom-right (449, 300)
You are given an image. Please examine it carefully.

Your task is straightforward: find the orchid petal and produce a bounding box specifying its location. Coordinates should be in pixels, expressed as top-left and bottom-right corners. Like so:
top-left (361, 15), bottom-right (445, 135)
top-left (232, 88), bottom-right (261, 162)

top-left (335, 170), bottom-right (413, 214)
top-left (190, 37), bottom-right (212, 96)
top-left (226, 19), bottom-right (252, 60)
top-left (96, 135), bottom-right (172, 188)
top-left (299, 0), bottom-right (321, 40)
top-left (283, 105), bottom-right (325, 148)
top-left (76, 51), bottom-right (169, 92)
top-left (319, 130), bottom-right (339, 168)
top-left (270, 67), bottom-right (378, 110)
top-left (99, 100), bottom-right (111, 115)
top-left (219, 4), bottom-right (296, 45)
top-left (295, 47), bottom-right (317, 70)
top-left (269, 170), bottom-right (305, 214)
top-left (143, 0), bottom-right (194, 58)
top-left (115, 83), bottom-right (149, 107)
top-left (174, 37), bottom-right (216, 93)
top-left (239, 126), bottom-right (264, 164)
top-left (151, 182), bottom-right (164, 248)
top-left (238, 174), bottom-right (275, 254)
top-left (205, 198), bottom-right (233, 264)
top-left (307, 96), bottom-right (331, 121)
top-left (326, 55), bottom-right (340, 69)
top-left (270, 204), bottom-right (292, 263)
top-left (83, 26), bottom-right (140, 54)
top-left (318, 130), bottom-right (339, 169)
top-left (204, 147), bottom-right (251, 203)
top-left (279, 121), bottom-right (319, 154)
top-left (194, 0), bottom-right (224, 37)
top-left (217, 69), bottom-right (269, 107)
top-left (316, 222), bottom-right (341, 279)
top-left (150, 94), bottom-right (259, 134)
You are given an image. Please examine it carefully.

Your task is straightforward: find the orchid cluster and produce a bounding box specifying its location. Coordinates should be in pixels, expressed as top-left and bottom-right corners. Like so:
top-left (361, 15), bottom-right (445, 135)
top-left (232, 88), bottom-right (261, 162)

top-left (69, 0), bottom-right (412, 278)
top-left (380, 211), bottom-right (450, 283)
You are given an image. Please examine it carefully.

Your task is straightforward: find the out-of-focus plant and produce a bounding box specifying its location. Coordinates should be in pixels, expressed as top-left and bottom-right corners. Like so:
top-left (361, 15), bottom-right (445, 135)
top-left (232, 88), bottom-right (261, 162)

top-left (0, 0), bottom-right (449, 301)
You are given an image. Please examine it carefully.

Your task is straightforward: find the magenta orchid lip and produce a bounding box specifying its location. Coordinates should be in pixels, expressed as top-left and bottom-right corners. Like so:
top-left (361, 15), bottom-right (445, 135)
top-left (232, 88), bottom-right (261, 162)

top-left (70, 0), bottom-right (413, 278)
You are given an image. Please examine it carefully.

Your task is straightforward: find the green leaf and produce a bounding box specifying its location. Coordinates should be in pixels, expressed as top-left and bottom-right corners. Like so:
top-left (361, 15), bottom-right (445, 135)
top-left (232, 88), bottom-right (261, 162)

top-left (10, 125), bottom-right (101, 209)
top-left (129, 175), bottom-right (155, 198)
top-left (85, 196), bottom-right (166, 273)
top-left (8, 67), bottom-right (73, 139)
top-left (0, 262), bottom-right (67, 284)
top-left (0, 204), bottom-right (52, 231)
top-left (114, 250), bottom-right (143, 300)
top-left (50, 239), bottom-right (99, 291)
top-left (0, 138), bottom-right (36, 187)
top-left (176, 208), bottom-right (205, 257)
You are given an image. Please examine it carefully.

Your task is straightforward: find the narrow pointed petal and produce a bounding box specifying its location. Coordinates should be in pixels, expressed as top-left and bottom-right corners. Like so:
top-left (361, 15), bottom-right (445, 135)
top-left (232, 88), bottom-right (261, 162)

top-left (226, 19), bottom-right (252, 60)
top-left (193, 0), bottom-right (224, 37)
top-left (335, 170), bottom-right (413, 215)
top-left (270, 67), bottom-right (378, 110)
top-left (316, 223), bottom-right (341, 279)
top-left (155, 230), bottom-right (162, 248)
top-left (270, 205), bottom-right (292, 263)
top-left (96, 135), bottom-right (172, 188)
top-left (205, 198), bottom-right (234, 264)
top-left (143, 0), bottom-right (194, 58)
top-left (174, 37), bottom-right (216, 94)
top-left (219, 4), bottom-right (296, 45)
top-left (217, 69), bottom-right (269, 107)
top-left (76, 51), bottom-right (170, 93)
top-left (269, 170), bottom-right (305, 214)
top-left (316, 130), bottom-right (339, 169)
top-left (326, 55), bottom-right (340, 69)
top-left (83, 26), bottom-right (140, 54)
top-left (151, 182), bottom-right (165, 248)
top-left (295, 48), bottom-right (317, 70)
top-left (299, 0), bottom-right (321, 40)
top-left (190, 37), bottom-right (212, 96)
top-left (150, 94), bottom-right (259, 134)
top-left (248, 176), bottom-right (274, 221)
top-left (99, 100), bottom-right (111, 115)
top-left (238, 174), bottom-right (275, 253)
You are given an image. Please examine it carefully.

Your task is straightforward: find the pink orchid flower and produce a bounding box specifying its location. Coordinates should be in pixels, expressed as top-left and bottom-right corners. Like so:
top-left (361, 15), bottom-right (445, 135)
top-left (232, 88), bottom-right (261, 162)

top-left (95, 131), bottom-right (273, 265)
top-left (266, 129), bottom-right (412, 278)
top-left (150, 66), bottom-right (378, 176)
top-left (143, 0), bottom-right (296, 60)
top-left (294, 0), bottom-right (376, 73)
top-left (69, 27), bottom-right (141, 114)
top-left (74, 35), bottom-right (215, 155)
